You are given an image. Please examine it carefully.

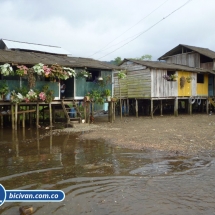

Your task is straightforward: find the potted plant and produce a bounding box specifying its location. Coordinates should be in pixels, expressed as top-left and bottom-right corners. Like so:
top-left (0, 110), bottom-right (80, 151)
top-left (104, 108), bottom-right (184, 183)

top-left (186, 76), bottom-right (194, 83)
top-left (163, 74), bottom-right (177, 81)
top-left (0, 81), bottom-right (9, 100)
top-left (103, 89), bottom-right (111, 101)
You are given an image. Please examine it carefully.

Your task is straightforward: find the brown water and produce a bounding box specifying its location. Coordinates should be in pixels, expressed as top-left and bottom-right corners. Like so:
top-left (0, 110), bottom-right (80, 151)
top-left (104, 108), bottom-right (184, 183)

top-left (0, 128), bottom-right (215, 215)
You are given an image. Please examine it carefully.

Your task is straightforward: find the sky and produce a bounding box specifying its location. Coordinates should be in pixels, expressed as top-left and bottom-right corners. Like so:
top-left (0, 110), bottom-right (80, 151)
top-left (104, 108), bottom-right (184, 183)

top-left (0, 0), bottom-right (214, 62)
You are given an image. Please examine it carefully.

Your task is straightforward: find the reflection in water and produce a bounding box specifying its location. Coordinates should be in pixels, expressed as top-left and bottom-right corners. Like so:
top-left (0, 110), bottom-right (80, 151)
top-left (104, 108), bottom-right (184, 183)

top-left (0, 128), bottom-right (214, 214)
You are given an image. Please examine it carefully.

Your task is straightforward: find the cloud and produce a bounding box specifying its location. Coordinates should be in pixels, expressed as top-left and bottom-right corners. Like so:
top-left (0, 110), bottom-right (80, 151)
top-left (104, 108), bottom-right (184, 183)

top-left (0, 0), bottom-right (215, 61)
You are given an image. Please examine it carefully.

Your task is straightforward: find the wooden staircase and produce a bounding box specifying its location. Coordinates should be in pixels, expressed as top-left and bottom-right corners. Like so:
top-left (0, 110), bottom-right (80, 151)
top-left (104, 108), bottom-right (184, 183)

top-left (61, 100), bottom-right (81, 125)
top-left (208, 97), bottom-right (215, 108)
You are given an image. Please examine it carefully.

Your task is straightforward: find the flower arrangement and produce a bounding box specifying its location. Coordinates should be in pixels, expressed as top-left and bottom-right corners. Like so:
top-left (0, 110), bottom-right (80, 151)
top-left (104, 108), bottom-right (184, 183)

top-left (163, 74), bottom-right (177, 81)
top-left (10, 90), bottom-right (24, 103)
top-left (39, 92), bottom-right (46, 101)
top-left (63, 67), bottom-right (76, 78)
top-left (16, 65), bottom-right (28, 76)
top-left (0, 63), bottom-right (14, 76)
top-left (43, 65), bottom-right (52, 77)
top-left (41, 85), bottom-right (54, 103)
top-left (25, 89), bottom-right (38, 102)
top-left (33, 63), bottom-right (44, 75)
top-left (76, 70), bottom-right (92, 79)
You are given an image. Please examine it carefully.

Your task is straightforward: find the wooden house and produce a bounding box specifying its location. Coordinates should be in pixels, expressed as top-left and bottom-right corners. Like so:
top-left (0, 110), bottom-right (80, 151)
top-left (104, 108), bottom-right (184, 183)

top-left (159, 44), bottom-right (215, 97)
top-left (116, 57), bottom-right (215, 117)
top-left (0, 39), bottom-right (117, 101)
top-left (0, 39), bottom-right (118, 129)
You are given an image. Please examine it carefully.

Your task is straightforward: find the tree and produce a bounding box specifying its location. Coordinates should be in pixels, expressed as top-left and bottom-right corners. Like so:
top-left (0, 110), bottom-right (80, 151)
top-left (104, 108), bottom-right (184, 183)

top-left (131, 54), bottom-right (152, 61)
top-left (113, 57), bottom-right (122, 65)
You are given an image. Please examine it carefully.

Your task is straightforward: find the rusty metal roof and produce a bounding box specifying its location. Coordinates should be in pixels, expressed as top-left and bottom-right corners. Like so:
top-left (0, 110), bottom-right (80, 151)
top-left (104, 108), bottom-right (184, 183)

top-left (122, 59), bottom-right (215, 74)
top-left (158, 44), bottom-right (215, 60)
top-left (0, 49), bottom-right (119, 70)
top-left (1, 39), bottom-right (71, 55)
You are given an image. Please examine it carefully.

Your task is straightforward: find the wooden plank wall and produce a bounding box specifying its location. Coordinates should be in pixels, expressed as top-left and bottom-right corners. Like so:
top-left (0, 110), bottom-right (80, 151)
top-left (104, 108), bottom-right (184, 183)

top-left (166, 52), bottom-right (200, 68)
top-left (115, 62), bottom-right (151, 98)
top-left (200, 62), bottom-right (213, 70)
top-left (151, 69), bottom-right (178, 97)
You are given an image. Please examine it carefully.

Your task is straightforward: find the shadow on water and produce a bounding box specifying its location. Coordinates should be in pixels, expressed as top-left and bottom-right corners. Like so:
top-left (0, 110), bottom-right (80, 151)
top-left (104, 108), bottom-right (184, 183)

top-left (0, 128), bottom-right (215, 215)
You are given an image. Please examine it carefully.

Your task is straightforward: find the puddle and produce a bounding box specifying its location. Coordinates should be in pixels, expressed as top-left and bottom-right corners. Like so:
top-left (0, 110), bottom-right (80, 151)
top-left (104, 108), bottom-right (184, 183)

top-left (0, 128), bottom-right (215, 214)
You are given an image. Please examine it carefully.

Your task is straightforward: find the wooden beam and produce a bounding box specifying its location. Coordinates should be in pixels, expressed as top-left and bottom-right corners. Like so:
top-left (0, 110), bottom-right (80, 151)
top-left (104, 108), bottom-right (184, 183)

top-left (151, 99), bottom-right (153, 119)
top-left (174, 98), bottom-right (178, 117)
top-left (127, 99), bottom-right (129, 116)
top-left (36, 102), bottom-right (39, 127)
top-left (15, 103), bottom-right (18, 130)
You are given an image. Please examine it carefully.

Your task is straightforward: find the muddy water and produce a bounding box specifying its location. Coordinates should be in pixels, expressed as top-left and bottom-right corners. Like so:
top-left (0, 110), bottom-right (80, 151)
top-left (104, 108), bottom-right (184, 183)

top-left (0, 128), bottom-right (215, 215)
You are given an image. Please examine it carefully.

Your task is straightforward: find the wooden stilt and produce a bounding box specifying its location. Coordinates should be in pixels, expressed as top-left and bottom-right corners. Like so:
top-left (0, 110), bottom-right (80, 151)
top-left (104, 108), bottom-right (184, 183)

top-left (151, 99), bottom-right (153, 119)
top-left (110, 101), bottom-right (113, 123)
top-left (37, 129), bottom-right (40, 154)
top-left (0, 114), bottom-right (3, 128)
top-left (160, 100), bottom-right (163, 116)
top-left (15, 103), bottom-right (18, 130)
top-left (124, 100), bottom-right (126, 116)
top-left (188, 102), bottom-right (192, 115)
top-left (50, 129), bottom-right (52, 154)
top-left (113, 101), bottom-right (116, 121)
top-left (49, 103), bottom-right (52, 127)
top-left (53, 105), bottom-right (55, 123)
top-left (36, 102), bottom-right (39, 127)
top-left (22, 113), bottom-right (25, 128)
top-left (11, 104), bottom-right (14, 130)
top-left (135, 99), bottom-right (138, 118)
top-left (84, 103), bottom-right (87, 122)
top-left (174, 97), bottom-right (178, 117)
top-left (108, 102), bottom-right (111, 122)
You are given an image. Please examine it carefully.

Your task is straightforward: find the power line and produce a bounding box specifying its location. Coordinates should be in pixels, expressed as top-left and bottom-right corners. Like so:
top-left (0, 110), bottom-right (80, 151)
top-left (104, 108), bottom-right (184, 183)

top-left (88, 0), bottom-right (170, 57)
top-left (97, 0), bottom-right (192, 60)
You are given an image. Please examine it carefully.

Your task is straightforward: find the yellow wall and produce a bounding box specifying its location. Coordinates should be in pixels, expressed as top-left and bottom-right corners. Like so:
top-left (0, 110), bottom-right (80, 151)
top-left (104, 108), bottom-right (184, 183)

top-left (197, 74), bottom-right (208, 96)
top-left (178, 71), bottom-right (191, 96)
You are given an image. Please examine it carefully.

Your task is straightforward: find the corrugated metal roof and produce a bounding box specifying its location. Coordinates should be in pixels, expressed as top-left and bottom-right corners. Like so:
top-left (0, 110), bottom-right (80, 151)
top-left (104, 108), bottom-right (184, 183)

top-left (158, 44), bottom-right (215, 60)
top-left (122, 59), bottom-right (215, 74)
top-left (2, 39), bottom-right (71, 55)
top-left (0, 49), bottom-right (119, 70)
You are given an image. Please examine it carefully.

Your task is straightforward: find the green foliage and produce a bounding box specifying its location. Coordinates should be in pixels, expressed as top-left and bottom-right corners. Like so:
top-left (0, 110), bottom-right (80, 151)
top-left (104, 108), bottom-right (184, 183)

top-left (113, 57), bottom-right (122, 65)
top-left (14, 86), bottom-right (28, 96)
top-left (103, 89), bottom-right (111, 97)
top-left (76, 70), bottom-right (92, 79)
top-left (96, 75), bottom-right (111, 88)
top-left (0, 81), bottom-right (9, 95)
top-left (42, 85), bottom-right (54, 103)
top-left (131, 54), bottom-right (152, 61)
top-left (117, 70), bottom-right (127, 79)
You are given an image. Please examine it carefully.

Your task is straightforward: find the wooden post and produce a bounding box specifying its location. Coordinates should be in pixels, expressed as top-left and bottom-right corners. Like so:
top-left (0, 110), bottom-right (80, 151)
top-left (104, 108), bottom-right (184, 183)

top-left (36, 102), bottom-right (39, 127)
top-left (50, 129), bottom-right (52, 154)
top-left (113, 101), bottom-right (116, 121)
top-left (127, 99), bottom-right (129, 116)
top-left (22, 113), bottom-right (25, 128)
top-left (108, 101), bottom-right (111, 122)
top-left (84, 103), bottom-right (87, 122)
top-left (174, 97), bottom-right (178, 117)
top-left (160, 100), bottom-right (163, 116)
top-left (110, 101), bottom-right (113, 123)
top-left (151, 99), bottom-right (153, 119)
top-left (188, 102), bottom-right (192, 115)
top-left (206, 99), bottom-right (209, 115)
top-left (87, 102), bottom-right (90, 125)
top-left (49, 103), bottom-right (52, 127)
top-left (11, 104), bottom-right (14, 130)
top-left (53, 105), bottom-right (55, 123)
top-left (135, 99), bottom-right (138, 118)
top-left (15, 103), bottom-right (18, 130)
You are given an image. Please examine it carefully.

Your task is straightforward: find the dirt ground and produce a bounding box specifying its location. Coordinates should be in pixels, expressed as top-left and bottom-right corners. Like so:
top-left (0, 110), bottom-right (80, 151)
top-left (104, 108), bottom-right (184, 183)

top-left (75, 114), bottom-right (215, 156)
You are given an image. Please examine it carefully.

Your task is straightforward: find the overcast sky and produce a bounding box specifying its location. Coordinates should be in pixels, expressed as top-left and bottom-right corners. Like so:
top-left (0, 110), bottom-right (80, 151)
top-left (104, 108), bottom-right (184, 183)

top-left (0, 0), bottom-right (214, 61)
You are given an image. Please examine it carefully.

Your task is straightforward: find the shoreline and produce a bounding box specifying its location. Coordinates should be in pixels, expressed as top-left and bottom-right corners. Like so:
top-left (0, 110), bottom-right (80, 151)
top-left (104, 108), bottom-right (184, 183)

top-left (52, 114), bottom-right (215, 157)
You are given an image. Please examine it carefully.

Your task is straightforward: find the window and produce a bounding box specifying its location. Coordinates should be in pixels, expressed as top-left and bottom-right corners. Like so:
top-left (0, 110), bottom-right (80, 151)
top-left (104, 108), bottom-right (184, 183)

top-left (197, 74), bottom-right (204, 83)
top-left (86, 70), bottom-right (101, 82)
top-left (167, 70), bottom-right (176, 76)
